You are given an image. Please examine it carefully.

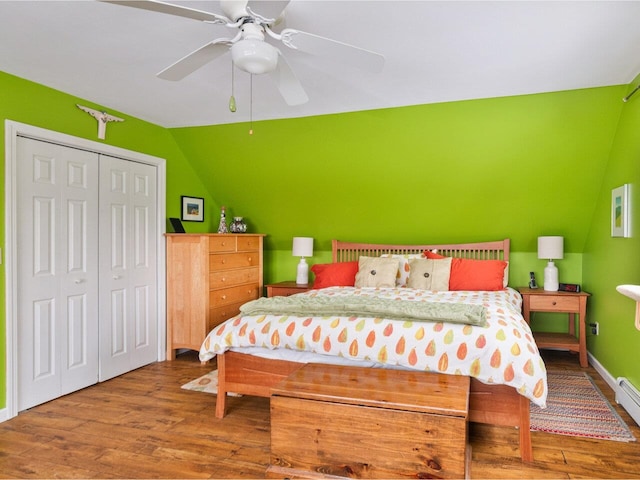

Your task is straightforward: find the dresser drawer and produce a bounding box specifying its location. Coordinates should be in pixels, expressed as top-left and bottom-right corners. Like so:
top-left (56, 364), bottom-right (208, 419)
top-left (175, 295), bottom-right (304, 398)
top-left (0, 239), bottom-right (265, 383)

top-left (209, 252), bottom-right (260, 271)
top-left (209, 236), bottom-right (237, 253)
top-left (210, 267), bottom-right (259, 289)
top-left (210, 284), bottom-right (260, 307)
top-left (208, 301), bottom-right (246, 331)
top-left (236, 235), bottom-right (260, 252)
top-left (529, 295), bottom-right (580, 312)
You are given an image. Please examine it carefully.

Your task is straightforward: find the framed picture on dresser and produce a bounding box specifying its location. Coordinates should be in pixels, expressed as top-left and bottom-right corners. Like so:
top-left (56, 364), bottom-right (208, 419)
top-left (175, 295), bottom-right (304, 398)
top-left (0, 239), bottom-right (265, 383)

top-left (181, 195), bottom-right (204, 222)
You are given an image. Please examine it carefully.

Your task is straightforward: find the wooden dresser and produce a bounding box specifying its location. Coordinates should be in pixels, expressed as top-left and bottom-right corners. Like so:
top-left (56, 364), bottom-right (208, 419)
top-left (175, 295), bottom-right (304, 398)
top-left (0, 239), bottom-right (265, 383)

top-left (166, 233), bottom-right (265, 360)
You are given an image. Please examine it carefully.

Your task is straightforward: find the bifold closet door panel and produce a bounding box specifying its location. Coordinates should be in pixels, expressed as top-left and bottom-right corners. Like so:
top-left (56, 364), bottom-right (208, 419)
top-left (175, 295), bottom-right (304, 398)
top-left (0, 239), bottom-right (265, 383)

top-left (98, 155), bottom-right (158, 381)
top-left (16, 136), bottom-right (100, 411)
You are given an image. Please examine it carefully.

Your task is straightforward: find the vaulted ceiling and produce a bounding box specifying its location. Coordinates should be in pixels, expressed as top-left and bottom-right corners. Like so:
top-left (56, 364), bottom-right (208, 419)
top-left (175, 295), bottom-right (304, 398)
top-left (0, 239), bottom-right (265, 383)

top-left (1, 1), bottom-right (640, 128)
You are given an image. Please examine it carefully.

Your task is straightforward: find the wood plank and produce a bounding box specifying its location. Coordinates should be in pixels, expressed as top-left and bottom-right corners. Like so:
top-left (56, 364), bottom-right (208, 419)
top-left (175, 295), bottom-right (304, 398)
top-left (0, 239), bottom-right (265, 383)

top-left (272, 363), bottom-right (470, 416)
top-left (271, 395), bottom-right (468, 478)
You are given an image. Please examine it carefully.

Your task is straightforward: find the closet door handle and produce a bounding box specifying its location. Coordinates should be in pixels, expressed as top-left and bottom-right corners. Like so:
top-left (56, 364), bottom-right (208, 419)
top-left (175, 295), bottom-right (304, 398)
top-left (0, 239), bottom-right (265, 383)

top-left (113, 275), bottom-right (121, 280)
top-left (74, 279), bottom-right (85, 284)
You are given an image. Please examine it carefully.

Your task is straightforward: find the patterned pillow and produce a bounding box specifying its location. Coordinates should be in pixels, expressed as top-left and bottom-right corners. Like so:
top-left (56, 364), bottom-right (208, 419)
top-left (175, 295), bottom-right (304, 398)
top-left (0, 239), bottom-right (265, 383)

top-left (381, 253), bottom-right (424, 287)
top-left (354, 256), bottom-right (399, 288)
top-left (407, 258), bottom-right (452, 291)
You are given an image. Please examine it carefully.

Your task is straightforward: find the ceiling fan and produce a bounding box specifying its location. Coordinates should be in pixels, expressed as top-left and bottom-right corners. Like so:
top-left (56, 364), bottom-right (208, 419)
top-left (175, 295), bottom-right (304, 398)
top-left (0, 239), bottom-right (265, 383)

top-left (101, 0), bottom-right (385, 106)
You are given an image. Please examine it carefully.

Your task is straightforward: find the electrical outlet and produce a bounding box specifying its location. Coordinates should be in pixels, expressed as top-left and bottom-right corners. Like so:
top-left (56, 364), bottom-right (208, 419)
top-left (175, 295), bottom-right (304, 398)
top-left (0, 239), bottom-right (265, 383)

top-left (590, 322), bottom-right (599, 335)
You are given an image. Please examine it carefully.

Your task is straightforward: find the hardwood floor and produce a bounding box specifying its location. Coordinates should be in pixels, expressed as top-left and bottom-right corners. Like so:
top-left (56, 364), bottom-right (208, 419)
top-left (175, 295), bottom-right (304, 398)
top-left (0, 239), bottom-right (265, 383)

top-left (1, 350), bottom-right (638, 479)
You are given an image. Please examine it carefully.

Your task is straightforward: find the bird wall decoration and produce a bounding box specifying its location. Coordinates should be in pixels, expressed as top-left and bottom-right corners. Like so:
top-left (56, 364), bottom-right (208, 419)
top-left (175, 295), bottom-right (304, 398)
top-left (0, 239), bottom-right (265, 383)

top-left (77, 104), bottom-right (124, 140)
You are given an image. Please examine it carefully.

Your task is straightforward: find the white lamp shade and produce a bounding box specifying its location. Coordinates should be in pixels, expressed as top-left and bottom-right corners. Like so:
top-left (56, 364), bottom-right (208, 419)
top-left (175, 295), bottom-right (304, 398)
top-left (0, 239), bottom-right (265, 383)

top-left (292, 237), bottom-right (313, 257)
top-left (538, 236), bottom-right (564, 260)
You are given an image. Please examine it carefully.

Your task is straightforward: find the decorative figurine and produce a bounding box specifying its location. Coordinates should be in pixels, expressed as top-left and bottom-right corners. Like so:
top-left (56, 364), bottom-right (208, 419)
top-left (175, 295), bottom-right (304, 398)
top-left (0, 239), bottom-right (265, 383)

top-left (217, 206), bottom-right (228, 233)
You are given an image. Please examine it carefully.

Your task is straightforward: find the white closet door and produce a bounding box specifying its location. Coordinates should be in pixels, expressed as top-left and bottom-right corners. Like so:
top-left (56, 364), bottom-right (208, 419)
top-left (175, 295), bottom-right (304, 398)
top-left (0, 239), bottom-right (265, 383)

top-left (99, 155), bottom-right (158, 381)
top-left (16, 137), bottom-right (100, 410)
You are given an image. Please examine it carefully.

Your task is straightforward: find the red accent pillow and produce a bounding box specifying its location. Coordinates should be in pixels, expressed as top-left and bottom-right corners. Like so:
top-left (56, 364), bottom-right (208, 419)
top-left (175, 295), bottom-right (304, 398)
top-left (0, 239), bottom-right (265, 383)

top-left (423, 250), bottom-right (507, 291)
top-left (311, 261), bottom-right (359, 289)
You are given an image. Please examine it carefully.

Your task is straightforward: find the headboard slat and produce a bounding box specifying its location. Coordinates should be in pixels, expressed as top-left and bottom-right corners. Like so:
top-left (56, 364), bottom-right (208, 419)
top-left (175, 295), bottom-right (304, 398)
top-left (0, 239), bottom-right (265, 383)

top-left (332, 239), bottom-right (510, 263)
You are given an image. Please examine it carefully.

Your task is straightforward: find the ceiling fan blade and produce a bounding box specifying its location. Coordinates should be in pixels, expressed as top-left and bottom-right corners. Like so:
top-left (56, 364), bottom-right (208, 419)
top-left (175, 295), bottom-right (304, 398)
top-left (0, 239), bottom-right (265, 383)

top-left (270, 52), bottom-right (308, 106)
top-left (280, 29), bottom-right (385, 73)
top-left (157, 40), bottom-right (231, 81)
top-left (99, 0), bottom-right (229, 24)
top-left (246, 0), bottom-right (290, 23)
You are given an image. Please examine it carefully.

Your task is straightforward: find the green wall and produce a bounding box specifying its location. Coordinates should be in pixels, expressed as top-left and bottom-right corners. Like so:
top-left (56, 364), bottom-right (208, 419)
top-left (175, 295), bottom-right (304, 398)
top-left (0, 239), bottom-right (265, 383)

top-left (2, 69), bottom-right (637, 414)
top-left (0, 71), bottom-right (218, 410)
top-left (169, 87), bottom-right (625, 283)
top-left (583, 75), bottom-right (640, 389)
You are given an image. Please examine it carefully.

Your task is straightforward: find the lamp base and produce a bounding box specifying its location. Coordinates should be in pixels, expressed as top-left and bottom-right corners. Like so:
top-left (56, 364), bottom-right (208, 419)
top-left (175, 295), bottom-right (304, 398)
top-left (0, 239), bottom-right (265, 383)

top-left (543, 261), bottom-right (559, 291)
top-left (296, 258), bottom-right (309, 285)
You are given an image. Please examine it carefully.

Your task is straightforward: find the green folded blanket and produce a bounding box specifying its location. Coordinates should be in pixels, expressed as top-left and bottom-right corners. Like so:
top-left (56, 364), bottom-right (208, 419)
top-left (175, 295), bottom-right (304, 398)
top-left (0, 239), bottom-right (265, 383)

top-left (240, 294), bottom-right (487, 327)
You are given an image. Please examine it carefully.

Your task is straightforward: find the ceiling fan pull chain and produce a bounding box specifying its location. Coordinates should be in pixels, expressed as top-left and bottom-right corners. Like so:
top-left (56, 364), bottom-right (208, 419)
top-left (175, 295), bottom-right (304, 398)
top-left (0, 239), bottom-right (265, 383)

top-left (229, 61), bottom-right (237, 112)
top-left (249, 74), bottom-right (254, 135)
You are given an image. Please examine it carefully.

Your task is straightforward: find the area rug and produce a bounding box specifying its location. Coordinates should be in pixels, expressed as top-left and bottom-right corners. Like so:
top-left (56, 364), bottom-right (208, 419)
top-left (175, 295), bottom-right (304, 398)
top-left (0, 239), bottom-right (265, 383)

top-left (181, 370), bottom-right (241, 396)
top-left (531, 371), bottom-right (635, 442)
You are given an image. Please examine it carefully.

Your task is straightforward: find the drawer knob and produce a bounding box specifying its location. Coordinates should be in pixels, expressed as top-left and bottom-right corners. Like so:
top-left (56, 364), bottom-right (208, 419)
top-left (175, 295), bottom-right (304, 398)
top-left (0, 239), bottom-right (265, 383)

top-left (221, 295), bottom-right (227, 300)
top-left (552, 301), bottom-right (557, 306)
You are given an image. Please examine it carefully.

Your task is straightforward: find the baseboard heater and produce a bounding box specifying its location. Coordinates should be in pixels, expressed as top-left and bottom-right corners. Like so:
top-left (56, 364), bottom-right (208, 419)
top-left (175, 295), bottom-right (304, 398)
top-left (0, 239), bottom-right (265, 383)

top-left (616, 377), bottom-right (640, 426)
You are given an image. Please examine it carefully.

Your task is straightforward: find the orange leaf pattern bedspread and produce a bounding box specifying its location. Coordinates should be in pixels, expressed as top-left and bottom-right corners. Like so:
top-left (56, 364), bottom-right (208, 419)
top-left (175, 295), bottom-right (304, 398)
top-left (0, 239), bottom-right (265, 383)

top-left (199, 286), bottom-right (547, 407)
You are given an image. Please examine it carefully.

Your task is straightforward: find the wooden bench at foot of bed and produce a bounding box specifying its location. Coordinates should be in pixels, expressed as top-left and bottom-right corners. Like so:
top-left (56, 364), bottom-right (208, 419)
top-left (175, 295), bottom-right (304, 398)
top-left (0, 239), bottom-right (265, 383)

top-left (268, 363), bottom-right (471, 479)
top-left (214, 351), bottom-right (533, 463)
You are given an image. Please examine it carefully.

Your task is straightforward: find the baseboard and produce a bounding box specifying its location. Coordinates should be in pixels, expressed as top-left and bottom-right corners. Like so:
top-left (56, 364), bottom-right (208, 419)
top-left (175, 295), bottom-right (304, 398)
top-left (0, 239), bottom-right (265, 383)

top-left (0, 407), bottom-right (9, 423)
top-left (587, 351), bottom-right (617, 392)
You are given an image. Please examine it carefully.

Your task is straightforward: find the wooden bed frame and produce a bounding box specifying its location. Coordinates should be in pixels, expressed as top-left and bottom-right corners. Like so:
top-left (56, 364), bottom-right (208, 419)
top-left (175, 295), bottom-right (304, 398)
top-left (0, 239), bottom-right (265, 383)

top-left (214, 238), bottom-right (534, 462)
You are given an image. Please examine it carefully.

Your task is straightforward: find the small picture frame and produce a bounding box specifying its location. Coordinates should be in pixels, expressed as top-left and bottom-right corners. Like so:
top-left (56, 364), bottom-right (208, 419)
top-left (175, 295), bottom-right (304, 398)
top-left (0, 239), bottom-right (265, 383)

top-left (181, 196), bottom-right (204, 222)
top-left (611, 184), bottom-right (631, 238)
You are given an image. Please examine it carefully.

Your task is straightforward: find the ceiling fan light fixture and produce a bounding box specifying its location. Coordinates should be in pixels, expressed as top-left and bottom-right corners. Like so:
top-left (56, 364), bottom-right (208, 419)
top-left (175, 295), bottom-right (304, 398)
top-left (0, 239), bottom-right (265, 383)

top-left (231, 39), bottom-right (278, 75)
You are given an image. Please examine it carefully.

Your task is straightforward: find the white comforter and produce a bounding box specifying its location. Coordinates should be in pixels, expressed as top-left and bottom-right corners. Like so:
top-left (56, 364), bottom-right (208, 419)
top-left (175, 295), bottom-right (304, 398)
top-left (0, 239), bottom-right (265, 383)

top-left (200, 286), bottom-right (547, 407)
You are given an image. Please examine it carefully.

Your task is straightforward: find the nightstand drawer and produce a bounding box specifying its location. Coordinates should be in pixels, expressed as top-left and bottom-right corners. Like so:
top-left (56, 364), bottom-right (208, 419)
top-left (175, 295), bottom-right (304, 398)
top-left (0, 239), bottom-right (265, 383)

top-left (266, 281), bottom-right (312, 297)
top-left (529, 295), bottom-right (580, 312)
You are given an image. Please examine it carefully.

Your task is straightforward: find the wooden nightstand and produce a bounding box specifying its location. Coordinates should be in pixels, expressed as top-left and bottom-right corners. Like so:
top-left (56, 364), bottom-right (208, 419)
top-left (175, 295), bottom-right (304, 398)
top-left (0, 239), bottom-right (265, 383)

top-left (518, 287), bottom-right (590, 367)
top-left (266, 281), bottom-right (312, 297)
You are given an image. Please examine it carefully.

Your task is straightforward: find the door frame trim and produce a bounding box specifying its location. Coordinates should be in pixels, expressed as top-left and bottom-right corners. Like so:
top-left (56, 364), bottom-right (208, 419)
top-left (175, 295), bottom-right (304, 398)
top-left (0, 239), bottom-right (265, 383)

top-left (4, 120), bottom-right (167, 420)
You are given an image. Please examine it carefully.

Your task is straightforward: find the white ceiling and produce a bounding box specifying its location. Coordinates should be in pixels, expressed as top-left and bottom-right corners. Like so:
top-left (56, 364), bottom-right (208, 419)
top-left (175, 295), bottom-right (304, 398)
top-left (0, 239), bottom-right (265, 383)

top-left (2, 0), bottom-right (640, 128)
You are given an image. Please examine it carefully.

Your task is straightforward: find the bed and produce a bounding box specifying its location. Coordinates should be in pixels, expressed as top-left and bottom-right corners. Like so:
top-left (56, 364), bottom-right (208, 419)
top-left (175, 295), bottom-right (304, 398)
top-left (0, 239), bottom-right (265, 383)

top-left (199, 239), bottom-right (547, 462)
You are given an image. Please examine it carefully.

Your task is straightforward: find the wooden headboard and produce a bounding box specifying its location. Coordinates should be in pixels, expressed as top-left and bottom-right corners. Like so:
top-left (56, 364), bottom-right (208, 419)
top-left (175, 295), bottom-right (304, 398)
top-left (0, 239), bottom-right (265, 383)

top-left (332, 239), bottom-right (510, 263)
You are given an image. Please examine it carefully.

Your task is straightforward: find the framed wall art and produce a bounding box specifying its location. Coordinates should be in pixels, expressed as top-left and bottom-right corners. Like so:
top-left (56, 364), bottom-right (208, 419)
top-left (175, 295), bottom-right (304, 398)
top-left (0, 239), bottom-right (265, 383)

top-left (611, 184), bottom-right (631, 238)
top-left (181, 195), bottom-right (204, 222)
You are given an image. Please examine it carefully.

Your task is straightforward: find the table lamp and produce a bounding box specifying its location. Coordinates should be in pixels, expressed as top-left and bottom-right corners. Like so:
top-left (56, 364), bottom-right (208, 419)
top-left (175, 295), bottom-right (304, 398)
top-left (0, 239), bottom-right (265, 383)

top-left (538, 236), bottom-right (563, 291)
top-left (292, 237), bottom-right (313, 284)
